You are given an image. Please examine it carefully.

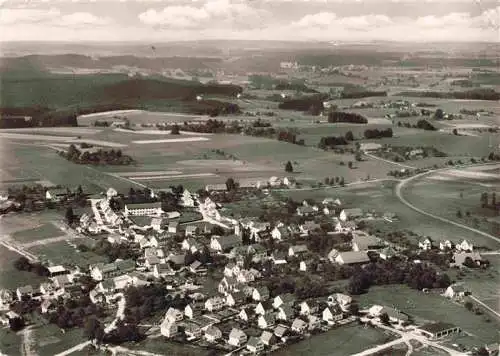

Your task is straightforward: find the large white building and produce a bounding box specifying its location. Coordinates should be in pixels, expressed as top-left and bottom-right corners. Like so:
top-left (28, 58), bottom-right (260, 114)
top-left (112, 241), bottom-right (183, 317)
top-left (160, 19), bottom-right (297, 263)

top-left (124, 202), bottom-right (163, 217)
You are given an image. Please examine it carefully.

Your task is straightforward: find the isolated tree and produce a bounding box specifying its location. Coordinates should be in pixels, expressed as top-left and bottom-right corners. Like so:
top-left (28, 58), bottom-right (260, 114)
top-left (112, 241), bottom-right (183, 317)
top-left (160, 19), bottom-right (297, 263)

top-left (480, 192), bottom-right (488, 208)
top-left (285, 161), bottom-right (293, 173)
top-left (456, 209), bottom-right (462, 218)
top-left (434, 108), bottom-right (444, 120)
top-left (65, 207), bottom-right (74, 225)
top-left (355, 152), bottom-right (362, 162)
top-left (379, 313), bottom-right (391, 326)
top-left (492, 192), bottom-right (496, 208)
top-left (452, 129), bottom-right (458, 135)
top-left (348, 161), bottom-right (353, 169)
top-left (225, 178), bottom-right (237, 192)
top-left (171, 124), bottom-right (180, 135)
top-left (339, 177), bottom-right (345, 187)
top-left (345, 131), bottom-right (354, 141)
top-left (76, 185), bottom-right (83, 197)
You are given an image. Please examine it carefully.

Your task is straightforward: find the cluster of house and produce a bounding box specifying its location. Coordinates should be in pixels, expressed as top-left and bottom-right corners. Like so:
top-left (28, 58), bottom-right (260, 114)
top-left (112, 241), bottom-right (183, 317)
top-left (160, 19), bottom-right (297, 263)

top-left (0, 265), bottom-right (82, 324)
top-left (159, 289), bottom-right (354, 353)
top-left (418, 237), bottom-right (486, 268)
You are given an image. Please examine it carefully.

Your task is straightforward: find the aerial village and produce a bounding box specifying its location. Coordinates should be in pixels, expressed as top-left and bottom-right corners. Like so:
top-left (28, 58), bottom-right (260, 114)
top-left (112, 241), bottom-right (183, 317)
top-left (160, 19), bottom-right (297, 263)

top-left (0, 176), bottom-right (496, 355)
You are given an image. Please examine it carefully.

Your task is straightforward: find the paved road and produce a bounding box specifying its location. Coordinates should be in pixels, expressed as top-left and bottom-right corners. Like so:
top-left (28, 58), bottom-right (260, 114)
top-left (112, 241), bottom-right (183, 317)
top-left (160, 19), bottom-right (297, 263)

top-left (470, 295), bottom-right (500, 320)
top-left (395, 169), bottom-right (500, 245)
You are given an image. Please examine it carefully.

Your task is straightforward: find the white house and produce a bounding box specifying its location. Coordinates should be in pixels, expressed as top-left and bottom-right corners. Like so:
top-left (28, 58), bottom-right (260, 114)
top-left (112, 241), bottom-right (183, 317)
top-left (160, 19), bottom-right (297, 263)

top-left (339, 208), bottom-right (363, 222)
top-left (276, 305), bottom-right (295, 321)
top-left (258, 313), bottom-right (276, 329)
top-left (184, 303), bottom-right (203, 319)
top-left (247, 336), bottom-right (265, 353)
top-left (255, 301), bottom-right (269, 316)
top-left (226, 291), bottom-right (245, 306)
top-left (224, 263), bottom-right (240, 278)
top-left (418, 238), bottom-right (433, 250)
top-left (291, 318), bottom-right (308, 334)
top-left (322, 305), bottom-right (343, 324)
top-left (456, 240), bottom-right (473, 252)
top-left (228, 328), bottom-right (247, 346)
top-left (271, 226), bottom-right (290, 241)
top-left (165, 307), bottom-right (184, 323)
top-left (252, 286), bottom-right (270, 301)
top-left (439, 240), bottom-right (454, 251)
top-left (328, 293), bottom-right (352, 311)
top-left (443, 283), bottom-right (470, 299)
top-left (300, 301), bottom-right (319, 315)
top-left (205, 296), bottom-right (224, 312)
top-left (160, 319), bottom-right (177, 338)
top-left (210, 235), bottom-right (241, 252)
top-left (204, 325), bottom-right (222, 343)
top-left (239, 307), bottom-right (252, 322)
top-left (181, 189), bottom-right (195, 207)
top-left (273, 293), bottom-right (295, 309)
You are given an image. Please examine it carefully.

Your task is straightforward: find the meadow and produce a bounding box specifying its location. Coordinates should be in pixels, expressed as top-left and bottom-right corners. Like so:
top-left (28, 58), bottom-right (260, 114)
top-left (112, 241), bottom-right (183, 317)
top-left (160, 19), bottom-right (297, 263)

top-left (358, 285), bottom-right (500, 347)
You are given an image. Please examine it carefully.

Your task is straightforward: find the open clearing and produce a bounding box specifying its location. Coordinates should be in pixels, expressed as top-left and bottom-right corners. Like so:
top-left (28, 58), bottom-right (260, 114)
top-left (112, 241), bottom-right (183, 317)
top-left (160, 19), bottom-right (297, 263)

top-left (132, 137), bottom-right (210, 144)
top-left (274, 323), bottom-right (397, 356)
top-left (12, 222), bottom-right (65, 244)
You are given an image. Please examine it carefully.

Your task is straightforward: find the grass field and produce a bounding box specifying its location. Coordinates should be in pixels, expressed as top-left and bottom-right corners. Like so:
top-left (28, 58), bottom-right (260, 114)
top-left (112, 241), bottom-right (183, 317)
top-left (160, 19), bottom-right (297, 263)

top-left (0, 328), bottom-right (22, 356)
top-left (127, 337), bottom-right (212, 356)
top-left (0, 245), bottom-right (45, 289)
top-left (33, 324), bottom-right (86, 356)
top-left (357, 285), bottom-right (500, 347)
top-left (12, 222), bottom-right (64, 244)
top-left (402, 166), bottom-right (500, 241)
top-left (274, 324), bottom-right (398, 356)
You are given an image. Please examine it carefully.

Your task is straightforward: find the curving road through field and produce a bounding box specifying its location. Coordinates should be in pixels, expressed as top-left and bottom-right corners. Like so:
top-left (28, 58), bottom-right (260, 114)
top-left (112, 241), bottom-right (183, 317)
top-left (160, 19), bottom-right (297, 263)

top-left (395, 168), bottom-right (500, 245)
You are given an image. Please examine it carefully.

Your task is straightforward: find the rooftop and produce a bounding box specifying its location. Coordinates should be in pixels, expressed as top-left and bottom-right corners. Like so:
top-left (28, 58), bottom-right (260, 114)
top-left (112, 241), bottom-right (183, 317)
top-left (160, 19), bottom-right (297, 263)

top-left (418, 322), bottom-right (459, 334)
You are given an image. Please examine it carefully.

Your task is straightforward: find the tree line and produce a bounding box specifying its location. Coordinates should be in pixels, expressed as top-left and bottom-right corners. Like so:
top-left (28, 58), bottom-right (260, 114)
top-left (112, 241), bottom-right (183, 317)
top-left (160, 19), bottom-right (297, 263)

top-left (328, 111), bottom-right (368, 124)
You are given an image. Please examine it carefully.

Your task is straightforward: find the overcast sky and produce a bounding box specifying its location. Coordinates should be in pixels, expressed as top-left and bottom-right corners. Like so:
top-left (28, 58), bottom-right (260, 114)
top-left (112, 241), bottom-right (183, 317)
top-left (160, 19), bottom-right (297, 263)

top-left (0, 0), bottom-right (498, 42)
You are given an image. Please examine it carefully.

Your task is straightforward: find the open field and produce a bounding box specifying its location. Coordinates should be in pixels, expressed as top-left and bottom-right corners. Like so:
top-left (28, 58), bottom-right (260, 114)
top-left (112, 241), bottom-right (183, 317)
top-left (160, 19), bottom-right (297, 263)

top-left (126, 337), bottom-right (212, 356)
top-left (0, 328), bottom-right (22, 356)
top-left (0, 245), bottom-right (45, 289)
top-left (274, 324), bottom-right (397, 356)
top-left (402, 166), bottom-right (500, 239)
top-left (358, 285), bottom-right (500, 347)
top-left (32, 325), bottom-right (86, 356)
top-left (12, 222), bottom-right (64, 244)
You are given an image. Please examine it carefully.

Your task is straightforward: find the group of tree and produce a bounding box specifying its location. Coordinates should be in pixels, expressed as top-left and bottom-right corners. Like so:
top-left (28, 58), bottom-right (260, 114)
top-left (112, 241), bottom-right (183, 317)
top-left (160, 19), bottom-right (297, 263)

top-left (13, 257), bottom-right (49, 277)
top-left (60, 144), bottom-right (133, 166)
top-left (339, 90), bottom-right (387, 99)
top-left (278, 97), bottom-right (325, 115)
top-left (318, 136), bottom-right (348, 149)
top-left (415, 119), bottom-right (437, 131)
top-left (285, 161), bottom-right (294, 173)
top-left (347, 260), bottom-right (451, 295)
top-left (323, 176), bottom-right (345, 186)
top-left (328, 112), bottom-right (368, 124)
top-left (363, 128), bottom-right (393, 139)
top-left (480, 191), bottom-right (498, 210)
top-left (92, 239), bottom-right (140, 262)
